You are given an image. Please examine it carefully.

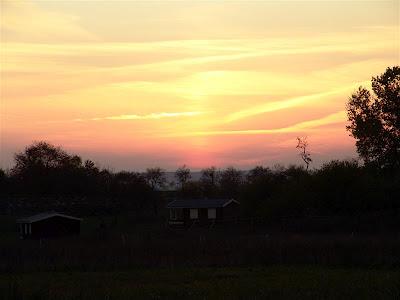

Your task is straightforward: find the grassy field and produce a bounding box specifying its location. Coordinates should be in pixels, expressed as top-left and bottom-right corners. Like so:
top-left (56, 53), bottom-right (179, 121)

top-left (1, 215), bottom-right (399, 299)
top-left (2, 267), bottom-right (400, 300)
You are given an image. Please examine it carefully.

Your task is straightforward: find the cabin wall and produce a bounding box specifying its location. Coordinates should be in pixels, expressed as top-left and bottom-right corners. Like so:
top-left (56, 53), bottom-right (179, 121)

top-left (30, 216), bottom-right (80, 238)
top-left (199, 208), bottom-right (208, 224)
top-left (18, 223), bottom-right (31, 239)
top-left (216, 208), bottom-right (223, 220)
top-left (181, 208), bottom-right (217, 225)
top-left (168, 203), bottom-right (240, 227)
top-left (221, 203), bottom-right (240, 220)
top-left (183, 208), bottom-right (190, 223)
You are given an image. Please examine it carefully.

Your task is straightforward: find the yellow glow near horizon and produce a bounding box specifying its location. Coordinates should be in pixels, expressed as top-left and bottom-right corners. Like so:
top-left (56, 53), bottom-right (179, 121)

top-left (1, 0), bottom-right (399, 170)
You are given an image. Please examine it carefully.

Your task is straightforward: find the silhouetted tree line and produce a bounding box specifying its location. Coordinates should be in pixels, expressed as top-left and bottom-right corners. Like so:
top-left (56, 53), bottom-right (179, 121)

top-left (176, 162), bottom-right (398, 218)
top-left (0, 66), bottom-right (398, 218)
top-left (0, 142), bottom-right (153, 215)
top-left (1, 141), bottom-right (398, 218)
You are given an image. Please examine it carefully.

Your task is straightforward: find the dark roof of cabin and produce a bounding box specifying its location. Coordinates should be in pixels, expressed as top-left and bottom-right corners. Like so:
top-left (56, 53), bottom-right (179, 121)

top-left (17, 212), bottom-right (82, 223)
top-left (166, 198), bottom-right (239, 209)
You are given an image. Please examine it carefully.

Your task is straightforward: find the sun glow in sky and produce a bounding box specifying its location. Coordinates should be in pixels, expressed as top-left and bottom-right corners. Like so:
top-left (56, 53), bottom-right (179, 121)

top-left (0, 0), bottom-right (399, 170)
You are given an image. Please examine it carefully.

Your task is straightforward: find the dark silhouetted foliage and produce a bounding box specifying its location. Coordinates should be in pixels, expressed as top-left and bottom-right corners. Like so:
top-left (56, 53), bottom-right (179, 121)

top-left (200, 166), bottom-right (219, 197)
top-left (218, 167), bottom-right (243, 199)
top-left (145, 167), bottom-right (167, 190)
top-left (4, 142), bottom-right (155, 216)
top-left (175, 165), bottom-right (191, 188)
top-left (11, 142), bottom-right (85, 195)
top-left (346, 66), bottom-right (400, 170)
top-left (0, 168), bottom-right (7, 195)
top-left (145, 167), bottom-right (167, 216)
top-left (2, 140), bottom-right (399, 222)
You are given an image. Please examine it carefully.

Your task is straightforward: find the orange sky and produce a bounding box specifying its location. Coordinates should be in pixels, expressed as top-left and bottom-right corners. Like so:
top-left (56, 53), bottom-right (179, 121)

top-left (1, 0), bottom-right (399, 170)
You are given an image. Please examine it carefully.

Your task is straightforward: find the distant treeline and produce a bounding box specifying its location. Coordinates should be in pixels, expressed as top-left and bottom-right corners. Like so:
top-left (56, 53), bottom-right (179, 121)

top-left (0, 142), bottom-right (399, 218)
top-left (1, 66), bottom-right (399, 219)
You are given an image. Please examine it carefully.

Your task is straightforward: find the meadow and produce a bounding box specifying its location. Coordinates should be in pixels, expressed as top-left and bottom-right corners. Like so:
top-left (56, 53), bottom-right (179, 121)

top-left (1, 215), bottom-right (399, 299)
top-left (2, 267), bottom-right (400, 300)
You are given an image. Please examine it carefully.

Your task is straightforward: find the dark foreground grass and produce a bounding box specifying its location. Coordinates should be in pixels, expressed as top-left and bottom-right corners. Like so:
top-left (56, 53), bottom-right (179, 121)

top-left (1, 267), bottom-right (399, 300)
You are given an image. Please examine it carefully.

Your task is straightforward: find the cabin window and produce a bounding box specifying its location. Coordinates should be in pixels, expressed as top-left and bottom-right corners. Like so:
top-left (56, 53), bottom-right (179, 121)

top-left (24, 224), bottom-right (28, 235)
top-left (190, 209), bottom-right (198, 219)
top-left (170, 208), bottom-right (183, 220)
top-left (208, 208), bottom-right (216, 219)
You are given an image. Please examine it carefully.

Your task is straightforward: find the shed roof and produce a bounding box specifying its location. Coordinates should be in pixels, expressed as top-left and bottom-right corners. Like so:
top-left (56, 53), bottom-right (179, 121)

top-left (17, 212), bottom-right (82, 223)
top-left (167, 198), bottom-right (239, 209)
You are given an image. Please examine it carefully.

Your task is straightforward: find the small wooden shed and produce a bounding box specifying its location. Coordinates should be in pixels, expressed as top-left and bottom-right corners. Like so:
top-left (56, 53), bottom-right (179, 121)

top-left (17, 212), bottom-right (82, 239)
top-left (166, 198), bottom-right (240, 226)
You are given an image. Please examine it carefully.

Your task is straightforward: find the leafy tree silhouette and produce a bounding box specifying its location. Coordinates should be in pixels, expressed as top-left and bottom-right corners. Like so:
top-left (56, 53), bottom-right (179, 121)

top-left (219, 167), bottom-right (243, 198)
top-left (347, 66), bottom-right (400, 170)
top-left (11, 141), bottom-right (84, 194)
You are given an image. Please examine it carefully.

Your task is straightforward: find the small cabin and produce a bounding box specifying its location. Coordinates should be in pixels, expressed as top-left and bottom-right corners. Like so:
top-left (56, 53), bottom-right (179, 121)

top-left (166, 198), bottom-right (240, 226)
top-left (17, 212), bottom-right (82, 239)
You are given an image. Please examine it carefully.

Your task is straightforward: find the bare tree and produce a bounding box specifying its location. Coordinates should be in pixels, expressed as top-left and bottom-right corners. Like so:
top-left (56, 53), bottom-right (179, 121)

top-left (200, 166), bottom-right (218, 186)
top-left (175, 165), bottom-right (191, 188)
top-left (200, 166), bottom-right (219, 197)
top-left (219, 167), bottom-right (242, 198)
top-left (145, 167), bottom-right (167, 190)
top-left (296, 137), bottom-right (312, 171)
top-left (145, 167), bottom-right (167, 216)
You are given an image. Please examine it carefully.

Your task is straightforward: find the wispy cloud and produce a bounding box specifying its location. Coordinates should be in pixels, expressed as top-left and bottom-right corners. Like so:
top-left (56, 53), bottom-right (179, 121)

top-left (224, 83), bottom-right (368, 123)
top-left (73, 111), bottom-right (208, 122)
top-left (176, 111), bottom-right (347, 137)
top-left (1, 1), bottom-right (97, 42)
top-left (2, 0), bottom-right (396, 169)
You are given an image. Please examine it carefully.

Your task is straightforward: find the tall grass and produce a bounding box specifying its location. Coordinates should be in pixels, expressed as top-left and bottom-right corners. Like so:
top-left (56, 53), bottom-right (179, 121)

top-left (1, 267), bottom-right (400, 300)
top-left (1, 229), bottom-right (399, 273)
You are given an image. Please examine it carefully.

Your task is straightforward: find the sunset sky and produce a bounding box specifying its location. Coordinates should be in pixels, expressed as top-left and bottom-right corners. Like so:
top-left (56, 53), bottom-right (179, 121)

top-left (1, 0), bottom-right (399, 171)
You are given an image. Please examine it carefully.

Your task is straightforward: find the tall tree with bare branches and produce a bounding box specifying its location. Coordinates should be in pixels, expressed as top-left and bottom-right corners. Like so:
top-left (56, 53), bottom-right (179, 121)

top-left (175, 164), bottom-right (191, 188)
top-left (296, 137), bottom-right (312, 171)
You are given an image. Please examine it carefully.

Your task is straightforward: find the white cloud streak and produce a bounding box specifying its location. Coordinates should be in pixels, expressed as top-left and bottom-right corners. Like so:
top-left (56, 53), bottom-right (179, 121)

top-left (73, 111), bottom-right (208, 122)
top-left (175, 110), bottom-right (347, 137)
top-left (224, 82), bottom-right (369, 123)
